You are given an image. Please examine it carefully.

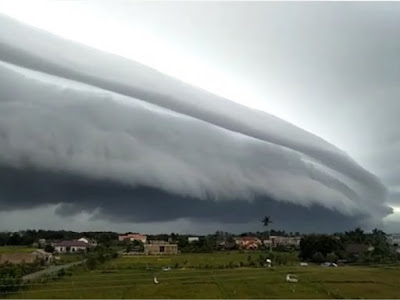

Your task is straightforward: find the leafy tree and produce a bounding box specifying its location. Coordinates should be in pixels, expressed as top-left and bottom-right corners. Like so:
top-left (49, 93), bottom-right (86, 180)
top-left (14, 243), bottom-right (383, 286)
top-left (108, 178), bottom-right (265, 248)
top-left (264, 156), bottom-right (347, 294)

top-left (299, 234), bottom-right (343, 261)
top-left (343, 227), bottom-right (366, 244)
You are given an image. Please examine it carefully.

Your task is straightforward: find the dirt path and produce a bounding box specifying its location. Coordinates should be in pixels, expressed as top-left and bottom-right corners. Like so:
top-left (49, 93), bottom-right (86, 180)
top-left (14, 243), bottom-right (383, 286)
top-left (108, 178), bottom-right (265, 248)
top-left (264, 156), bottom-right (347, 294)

top-left (22, 260), bottom-right (85, 281)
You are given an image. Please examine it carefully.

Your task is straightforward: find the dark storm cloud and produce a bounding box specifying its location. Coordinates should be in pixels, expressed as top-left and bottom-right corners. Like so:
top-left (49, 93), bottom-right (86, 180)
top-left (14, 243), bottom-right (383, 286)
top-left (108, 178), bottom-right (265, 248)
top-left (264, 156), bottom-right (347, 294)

top-left (0, 164), bottom-right (365, 233)
top-left (0, 13), bottom-right (393, 230)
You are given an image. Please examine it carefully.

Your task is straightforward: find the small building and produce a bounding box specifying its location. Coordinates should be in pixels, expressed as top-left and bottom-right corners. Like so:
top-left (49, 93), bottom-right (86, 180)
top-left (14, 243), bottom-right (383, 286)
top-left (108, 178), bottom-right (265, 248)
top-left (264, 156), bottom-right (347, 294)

top-left (32, 249), bottom-right (53, 264)
top-left (53, 240), bottom-right (92, 253)
top-left (144, 240), bottom-right (178, 255)
top-left (387, 233), bottom-right (400, 246)
top-left (235, 236), bottom-right (262, 250)
top-left (263, 236), bottom-right (301, 247)
top-left (78, 237), bottom-right (98, 247)
top-left (188, 237), bottom-right (199, 243)
top-left (118, 233), bottom-right (147, 243)
top-left (216, 239), bottom-right (236, 250)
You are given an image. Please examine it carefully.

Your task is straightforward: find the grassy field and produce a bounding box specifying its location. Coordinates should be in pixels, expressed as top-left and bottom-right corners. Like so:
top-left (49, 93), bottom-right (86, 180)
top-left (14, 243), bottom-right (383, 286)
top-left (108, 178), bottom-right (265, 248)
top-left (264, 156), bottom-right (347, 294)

top-left (3, 252), bottom-right (400, 299)
top-left (0, 246), bottom-right (36, 254)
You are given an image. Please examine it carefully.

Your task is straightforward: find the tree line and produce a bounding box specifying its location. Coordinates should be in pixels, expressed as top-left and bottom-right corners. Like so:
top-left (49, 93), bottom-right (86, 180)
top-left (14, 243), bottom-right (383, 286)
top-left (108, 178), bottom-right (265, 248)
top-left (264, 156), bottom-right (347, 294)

top-left (299, 228), bottom-right (398, 264)
top-left (0, 230), bottom-right (118, 246)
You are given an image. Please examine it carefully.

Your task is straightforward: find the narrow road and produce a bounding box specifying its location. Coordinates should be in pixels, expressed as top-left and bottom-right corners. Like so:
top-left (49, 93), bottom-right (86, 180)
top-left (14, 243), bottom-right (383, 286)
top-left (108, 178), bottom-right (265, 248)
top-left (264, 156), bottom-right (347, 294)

top-left (22, 260), bottom-right (85, 281)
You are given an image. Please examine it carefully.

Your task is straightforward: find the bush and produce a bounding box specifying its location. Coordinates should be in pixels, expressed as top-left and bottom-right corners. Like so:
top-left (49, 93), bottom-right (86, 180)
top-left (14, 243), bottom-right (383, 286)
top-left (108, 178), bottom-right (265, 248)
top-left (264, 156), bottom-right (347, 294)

top-left (56, 268), bottom-right (66, 277)
top-left (44, 245), bottom-right (55, 253)
top-left (326, 252), bottom-right (338, 263)
top-left (86, 256), bottom-right (98, 270)
top-left (0, 263), bottom-right (24, 293)
top-left (312, 252), bottom-right (325, 263)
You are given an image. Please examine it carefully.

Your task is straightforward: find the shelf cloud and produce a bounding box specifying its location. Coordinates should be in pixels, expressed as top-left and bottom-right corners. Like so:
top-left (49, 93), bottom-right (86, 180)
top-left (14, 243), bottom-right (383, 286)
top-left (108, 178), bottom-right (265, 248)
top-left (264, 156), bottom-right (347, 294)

top-left (0, 14), bottom-right (392, 231)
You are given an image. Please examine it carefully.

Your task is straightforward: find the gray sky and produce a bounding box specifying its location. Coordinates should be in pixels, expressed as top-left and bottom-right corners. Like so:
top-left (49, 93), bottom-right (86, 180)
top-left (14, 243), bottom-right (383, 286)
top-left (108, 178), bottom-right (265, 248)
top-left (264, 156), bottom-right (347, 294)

top-left (0, 1), bottom-right (399, 233)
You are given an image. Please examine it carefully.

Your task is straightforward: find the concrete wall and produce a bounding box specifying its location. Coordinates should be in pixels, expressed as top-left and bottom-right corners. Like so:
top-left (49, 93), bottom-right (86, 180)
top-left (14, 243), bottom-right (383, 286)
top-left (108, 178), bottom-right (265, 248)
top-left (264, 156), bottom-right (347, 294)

top-left (144, 243), bottom-right (178, 255)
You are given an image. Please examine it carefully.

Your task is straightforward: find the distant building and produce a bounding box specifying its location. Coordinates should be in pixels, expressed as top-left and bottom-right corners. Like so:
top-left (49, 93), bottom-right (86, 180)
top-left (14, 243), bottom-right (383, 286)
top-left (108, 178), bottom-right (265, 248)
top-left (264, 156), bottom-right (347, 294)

top-left (188, 237), bottom-right (199, 243)
top-left (144, 240), bottom-right (178, 255)
top-left (266, 236), bottom-right (301, 247)
top-left (118, 233), bottom-right (147, 243)
top-left (32, 249), bottom-right (53, 264)
top-left (387, 233), bottom-right (400, 246)
top-left (235, 236), bottom-right (262, 250)
top-left (216, 239), bottom-right (236, 250)
top-left (53, 240), bottom-right (92, 253)
top-left (78, 237), bottom-right (98, 247)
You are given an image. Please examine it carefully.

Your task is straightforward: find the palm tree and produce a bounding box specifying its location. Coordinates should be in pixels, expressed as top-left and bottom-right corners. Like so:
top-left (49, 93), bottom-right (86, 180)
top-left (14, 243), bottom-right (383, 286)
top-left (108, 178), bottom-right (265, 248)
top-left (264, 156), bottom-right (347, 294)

top-left (262, 216), bottom-right (273, 252)
top-left (262, 216), bottom-right (272, 228)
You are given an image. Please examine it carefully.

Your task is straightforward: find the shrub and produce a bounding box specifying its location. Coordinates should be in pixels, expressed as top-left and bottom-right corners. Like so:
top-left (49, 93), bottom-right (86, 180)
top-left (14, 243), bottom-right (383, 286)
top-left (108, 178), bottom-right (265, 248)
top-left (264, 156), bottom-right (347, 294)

top-left (326, 252), bottom-right (338, 263)
top-left (44, 245), bottom-right (55, 253)
top-left (312, 252), bottom-right (325, 263)
top-left (86, 256), bottom-right (98, 270)
top-left (56, 268), bottom-right (66, 277)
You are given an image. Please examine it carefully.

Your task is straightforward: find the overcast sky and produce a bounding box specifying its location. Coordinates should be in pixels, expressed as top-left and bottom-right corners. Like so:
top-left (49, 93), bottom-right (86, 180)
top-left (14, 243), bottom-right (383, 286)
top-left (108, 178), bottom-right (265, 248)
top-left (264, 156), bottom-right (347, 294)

top-left (0, 1), bottom-right (399, 234)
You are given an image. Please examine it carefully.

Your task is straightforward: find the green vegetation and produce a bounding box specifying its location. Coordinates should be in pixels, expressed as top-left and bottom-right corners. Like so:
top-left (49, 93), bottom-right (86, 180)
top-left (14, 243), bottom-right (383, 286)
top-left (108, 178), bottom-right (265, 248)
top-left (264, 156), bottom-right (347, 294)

top-left (0, 261), bottom-right (44, 294)
top-left (1, 226), bottom-right (400, 298)
top-left (54, 253), bottom-right (85, 265)
top-left (0, 246), bottom-right (36, 254)
top-left (2, 252), bottom-right (400, 299)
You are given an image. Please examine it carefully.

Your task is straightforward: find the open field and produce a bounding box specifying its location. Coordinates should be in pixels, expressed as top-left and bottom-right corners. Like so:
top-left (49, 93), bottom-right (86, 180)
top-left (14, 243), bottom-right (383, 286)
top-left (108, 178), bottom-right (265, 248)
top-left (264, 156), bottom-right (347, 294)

top-left (3, 252), bottom-right (400, 299)
top-left (0, 246), bottom-right (36, 254)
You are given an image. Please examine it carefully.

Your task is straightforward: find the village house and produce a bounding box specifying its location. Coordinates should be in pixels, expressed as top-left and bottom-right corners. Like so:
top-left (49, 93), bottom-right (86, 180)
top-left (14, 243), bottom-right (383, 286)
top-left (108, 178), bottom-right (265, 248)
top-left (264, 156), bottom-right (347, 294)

top-left (53, 240), bottom-right (92, 253)
top-left (32, 249), bottom-right (53, 264)
top-left (144, 240), bottom-right (178, 255)
top-left (216, 239), bottom-right (236, 250)
top-left (188, 236), bottom-right (200, 243)
top-left (235, 236), bottom-right (262, 250)
top-left (266, 236), bottom-right (302, 247)
top-left (118, 233), bottom-right (147, 243)
top-left (78, 237), bottom-right (98, 247)
top-left (387, 233), bottom-right (400, 246)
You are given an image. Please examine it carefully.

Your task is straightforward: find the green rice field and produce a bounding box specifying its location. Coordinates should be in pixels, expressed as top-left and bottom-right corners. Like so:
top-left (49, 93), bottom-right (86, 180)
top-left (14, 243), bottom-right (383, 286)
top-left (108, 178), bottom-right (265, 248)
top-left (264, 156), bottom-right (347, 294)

top-left (3, 252), bottom-right (400, 299)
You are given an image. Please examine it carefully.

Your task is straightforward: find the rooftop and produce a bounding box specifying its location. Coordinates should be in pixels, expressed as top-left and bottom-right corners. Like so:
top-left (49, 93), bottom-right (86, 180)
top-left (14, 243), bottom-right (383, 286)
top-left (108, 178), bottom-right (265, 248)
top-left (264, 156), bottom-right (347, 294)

top-left (53, 240), bottom-right (91, 247)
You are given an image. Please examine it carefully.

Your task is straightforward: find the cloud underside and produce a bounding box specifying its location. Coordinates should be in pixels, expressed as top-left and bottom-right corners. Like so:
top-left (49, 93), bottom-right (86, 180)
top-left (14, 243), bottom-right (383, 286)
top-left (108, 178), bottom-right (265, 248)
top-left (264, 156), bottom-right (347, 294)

top-left (0, 164), bottom-right (366, 232)
top-left (0, 15), bottom-right (392, 230)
